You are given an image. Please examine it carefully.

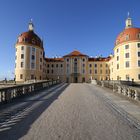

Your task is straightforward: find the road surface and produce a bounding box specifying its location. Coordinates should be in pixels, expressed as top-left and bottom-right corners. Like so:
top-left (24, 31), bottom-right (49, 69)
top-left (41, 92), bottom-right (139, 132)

top-left (0, 83), bottom-right (140, 140)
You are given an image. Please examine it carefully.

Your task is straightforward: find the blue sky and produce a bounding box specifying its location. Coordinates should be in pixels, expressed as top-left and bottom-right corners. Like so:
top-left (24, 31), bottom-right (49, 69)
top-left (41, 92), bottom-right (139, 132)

top-left (0, 0), bottom-right (140, 79)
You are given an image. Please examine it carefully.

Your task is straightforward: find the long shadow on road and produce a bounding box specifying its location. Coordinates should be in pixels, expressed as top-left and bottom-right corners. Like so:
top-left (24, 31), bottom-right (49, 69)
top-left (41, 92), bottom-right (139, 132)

top-left (0, 83), bottom-right (69, 140)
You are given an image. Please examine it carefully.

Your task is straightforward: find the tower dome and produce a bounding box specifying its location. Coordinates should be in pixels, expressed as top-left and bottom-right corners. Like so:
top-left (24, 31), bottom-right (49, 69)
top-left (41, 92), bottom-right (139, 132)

top-left (115, 14), bottom-right (140, 46)
top-left (16, 20), bottom-right (43, 48)
top-left (115, 28), bottom-right (140, 46)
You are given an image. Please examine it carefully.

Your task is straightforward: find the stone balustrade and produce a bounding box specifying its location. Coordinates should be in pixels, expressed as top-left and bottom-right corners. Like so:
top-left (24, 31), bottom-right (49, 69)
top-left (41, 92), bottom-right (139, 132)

top-left (97, 80), bottom-right (140, 101)
top-left (0, 80), bottom-right (60, 104)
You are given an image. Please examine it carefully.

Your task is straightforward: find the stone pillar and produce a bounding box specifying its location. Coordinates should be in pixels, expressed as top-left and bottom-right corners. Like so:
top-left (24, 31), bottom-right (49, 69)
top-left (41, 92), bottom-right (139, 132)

top-left (134, 90), bottom-right (139, 101)
top-left (117, 86), bottom-right (121, 94)
top-left (128, 88), bottom-right (131, 98)
top-left (101, 81), bottom-right (104, 87)
top-left (123, 87), bottom-right (127, 96)
top-left (5, 90), bottom-right (11, 102)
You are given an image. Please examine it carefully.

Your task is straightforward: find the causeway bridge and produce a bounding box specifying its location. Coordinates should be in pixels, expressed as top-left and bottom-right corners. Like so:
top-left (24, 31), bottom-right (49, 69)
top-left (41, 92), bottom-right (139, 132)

top-left (0, 81), bottom-right (140, 140)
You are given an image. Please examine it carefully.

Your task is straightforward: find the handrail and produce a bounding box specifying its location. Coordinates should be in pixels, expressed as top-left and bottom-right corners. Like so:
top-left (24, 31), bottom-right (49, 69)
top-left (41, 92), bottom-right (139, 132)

top-left (0, 80), bottom-right (60, 104)
top-left (97, 80), bottom-right (140, 101)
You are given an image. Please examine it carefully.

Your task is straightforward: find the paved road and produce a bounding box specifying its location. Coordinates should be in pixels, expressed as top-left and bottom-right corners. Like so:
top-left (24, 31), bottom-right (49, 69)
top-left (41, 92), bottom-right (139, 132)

top-left (0, 83), bottom-right (140, 140)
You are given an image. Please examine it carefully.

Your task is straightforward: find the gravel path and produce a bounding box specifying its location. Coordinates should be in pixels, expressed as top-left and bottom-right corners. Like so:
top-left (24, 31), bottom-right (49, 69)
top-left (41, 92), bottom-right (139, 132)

top-left (0, 83), bottom-right (140, 140)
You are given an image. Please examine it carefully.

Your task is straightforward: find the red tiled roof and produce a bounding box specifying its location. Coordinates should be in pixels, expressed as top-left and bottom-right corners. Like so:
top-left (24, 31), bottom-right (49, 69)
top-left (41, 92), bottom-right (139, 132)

top-left (88, 57), bottom-right (111, 62)
top-left (45, 58), bottom-right (64, 62)
top-left (16, 31), bottom-right (43, 48)
top-left (115, 27), bottom-right (140, 46)
top-left (63, 50), bottom-right (88, 57)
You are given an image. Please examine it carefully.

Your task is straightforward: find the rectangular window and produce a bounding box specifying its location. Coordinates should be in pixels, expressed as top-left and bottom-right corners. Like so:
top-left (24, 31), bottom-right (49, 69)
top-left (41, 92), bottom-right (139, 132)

top-left (126, 75), bottom-right (130, 81)
top-left (117, 48), bottom-right (119, 53)
top-left (138, 52), bottom-right (140, 57)
top-left (125, 53), bottom-right (129, 58)
top-left (32, 55), bottom-right (35, 60)
top-left (82, 69), bottom-right (85, 74)
top-left (100, 64), bottom-right (102, 67)
top-left (21, 46), bottom-right (24, 50)
top-left (138, 74), bottom-right (140, 80)
top-left (138, 60), bottom-right (140, 67)
top-left (56, 64), bottom-right (58, 67)
top-left (61, 64), bottom-right (63, 67)
top-left (47, 64), bottom-right (49, 67)
top-left (94, 64), bottom-right (97, 67)
top-left (100, 70), bottom-right (102, 74)
top-left (47, 70), bottom-right (49, 74)
top-left (21, 54), bottom-right (24, 59)
top-left (31, 75), bottom-right (34, 79)
top-left (89, 69), bottom-right (92, 74)
top-left (106, 64), bottom-right (108, 67)
top-left (125, 45), bottom-right (129, 49)
top-left (40, 65), bottom-right (42, 70)
top-left (89, 64), bottom-right (92, 67)
top-left (32, 47), bottom-right (35, 52)
top-left (117, 56), bottom-right (119, 61)
top-left (138, 43), bottom-right (140, 48)
top-left (21, 62), bottom-right (24, 68)
top-left (125, 61), bottom-right (130, 68)
top-left (117, 64), bottom-right (119, 69)
top-left (94, 69), bottom-right (97, 74)
top-left (31, 62), bottom-right (34, 69)
top-left (20, 74), bottom-right (23, 79)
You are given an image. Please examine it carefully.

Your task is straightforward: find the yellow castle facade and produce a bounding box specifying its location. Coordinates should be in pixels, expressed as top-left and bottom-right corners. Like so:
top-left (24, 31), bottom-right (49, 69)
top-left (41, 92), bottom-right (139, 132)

top-left (15, 16), bottom-right (140, 83)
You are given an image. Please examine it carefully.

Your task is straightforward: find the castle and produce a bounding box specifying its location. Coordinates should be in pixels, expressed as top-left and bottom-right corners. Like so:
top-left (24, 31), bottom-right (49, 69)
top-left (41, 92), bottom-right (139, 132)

top-left (15, 15), bottom-right (140, 83)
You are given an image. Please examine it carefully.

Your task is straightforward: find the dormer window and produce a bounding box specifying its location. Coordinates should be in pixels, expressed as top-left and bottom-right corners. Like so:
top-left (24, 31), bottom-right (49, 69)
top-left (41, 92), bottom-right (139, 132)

top-left (32, 39), bottom-right (35, 44)
top-left (137, 33), bottom-right (140, 39)
top-left (25, 38), bottom-right (28, 42)
top-left (22, 38), bottom-right (26, 42)
top-left (125, 35), bottom-right (130, 41)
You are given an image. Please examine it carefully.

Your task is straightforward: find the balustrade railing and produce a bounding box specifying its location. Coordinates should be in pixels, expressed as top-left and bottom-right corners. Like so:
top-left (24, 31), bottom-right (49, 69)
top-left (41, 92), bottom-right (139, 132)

top-left (0, 80), bottom-right (60, 104)
top-left (97, 80), bottom-right (140, 101)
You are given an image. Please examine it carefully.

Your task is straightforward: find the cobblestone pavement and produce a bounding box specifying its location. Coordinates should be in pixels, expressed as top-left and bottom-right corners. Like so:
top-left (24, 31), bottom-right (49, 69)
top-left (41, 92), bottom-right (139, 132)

top-left (0, 83), bottom-right (140, 140)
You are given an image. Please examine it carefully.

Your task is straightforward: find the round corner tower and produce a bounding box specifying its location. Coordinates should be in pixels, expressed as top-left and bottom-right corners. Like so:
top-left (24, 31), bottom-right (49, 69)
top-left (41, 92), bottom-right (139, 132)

top-left (15, 20), bottom-right (44, 82)
top-left (111, 14), bottom-right (140, 81)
